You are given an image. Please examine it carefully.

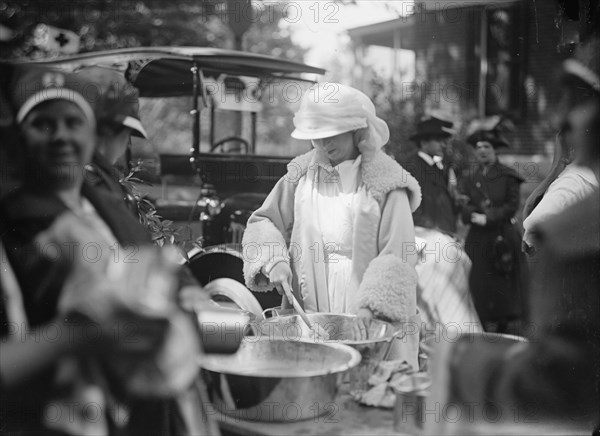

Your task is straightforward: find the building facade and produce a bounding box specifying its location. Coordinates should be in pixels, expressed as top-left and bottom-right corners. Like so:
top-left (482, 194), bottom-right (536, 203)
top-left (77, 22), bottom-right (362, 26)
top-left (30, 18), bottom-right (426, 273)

top-left (348, 0), bottom-right (578, 157)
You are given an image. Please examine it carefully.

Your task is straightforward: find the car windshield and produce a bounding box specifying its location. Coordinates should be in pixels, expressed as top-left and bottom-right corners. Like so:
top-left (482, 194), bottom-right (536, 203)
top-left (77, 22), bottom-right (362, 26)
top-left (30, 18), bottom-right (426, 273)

top-left (136, 80), bottom-right (313, 159)
top-left (128, 78), bottom-right (316, 205)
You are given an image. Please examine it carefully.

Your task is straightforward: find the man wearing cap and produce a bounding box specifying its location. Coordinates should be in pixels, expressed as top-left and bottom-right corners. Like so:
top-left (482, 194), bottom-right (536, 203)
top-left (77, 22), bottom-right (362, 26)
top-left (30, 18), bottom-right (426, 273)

top-left (401, 116), bottom-right (460, 235)
top-left (74, 66), bottom-right (148, 207)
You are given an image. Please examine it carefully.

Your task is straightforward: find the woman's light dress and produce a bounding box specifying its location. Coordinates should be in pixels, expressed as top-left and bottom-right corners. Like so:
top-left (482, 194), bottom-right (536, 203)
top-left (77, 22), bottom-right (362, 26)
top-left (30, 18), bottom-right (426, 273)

top-left (314, 156), bottom-right (362, 313)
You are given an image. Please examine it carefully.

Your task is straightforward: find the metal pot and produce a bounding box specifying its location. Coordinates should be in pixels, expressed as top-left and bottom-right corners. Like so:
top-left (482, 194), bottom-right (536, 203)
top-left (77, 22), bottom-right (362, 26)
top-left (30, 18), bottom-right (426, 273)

top-left (199, 338), bottom-right (361, 422)
top-left (251, 312), bottom-right (406, 391)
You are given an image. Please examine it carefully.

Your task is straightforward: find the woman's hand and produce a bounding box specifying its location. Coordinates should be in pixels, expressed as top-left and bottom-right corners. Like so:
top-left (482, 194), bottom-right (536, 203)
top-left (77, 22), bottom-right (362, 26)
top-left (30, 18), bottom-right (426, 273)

top-left (354, 308), bottom-right (374, 340)
top-left (354, 128), bottom-right (375, 161)
top-left (471, 212), bottom-right (487, 226)
top-left (268, 261), bottom-right (294, 299)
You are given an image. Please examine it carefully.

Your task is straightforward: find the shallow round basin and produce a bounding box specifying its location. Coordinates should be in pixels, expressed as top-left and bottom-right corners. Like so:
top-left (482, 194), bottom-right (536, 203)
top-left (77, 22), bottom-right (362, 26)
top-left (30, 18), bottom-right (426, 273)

top-left (199, 338), bottom-right (360, 422)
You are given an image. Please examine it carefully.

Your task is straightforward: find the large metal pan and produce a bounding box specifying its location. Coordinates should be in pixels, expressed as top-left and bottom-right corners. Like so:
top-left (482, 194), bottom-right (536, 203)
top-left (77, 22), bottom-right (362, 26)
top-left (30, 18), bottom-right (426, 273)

top-left (252, 312), bottom-right (406, 391)
top-left (255, 311), bottom-right (401, 342)
top-left (199, 338), bottom-right (361, 422)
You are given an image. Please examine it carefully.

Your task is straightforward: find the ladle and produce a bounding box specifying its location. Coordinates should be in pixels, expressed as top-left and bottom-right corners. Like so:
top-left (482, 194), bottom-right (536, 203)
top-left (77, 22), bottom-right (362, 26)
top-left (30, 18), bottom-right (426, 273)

top-left (282, 282), bottom-right (329, 340)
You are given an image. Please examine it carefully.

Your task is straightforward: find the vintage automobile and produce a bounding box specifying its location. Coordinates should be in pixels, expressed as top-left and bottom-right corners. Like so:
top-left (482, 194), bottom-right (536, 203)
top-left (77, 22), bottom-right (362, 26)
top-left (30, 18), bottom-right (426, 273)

top-left (20, 47), bottom-right (325, 306)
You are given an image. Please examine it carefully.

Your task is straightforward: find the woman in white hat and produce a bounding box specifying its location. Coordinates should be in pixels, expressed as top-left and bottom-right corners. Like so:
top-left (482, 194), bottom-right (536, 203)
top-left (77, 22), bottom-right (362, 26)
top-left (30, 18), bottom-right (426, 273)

top-left (242, 83), bottom-right (422, 349)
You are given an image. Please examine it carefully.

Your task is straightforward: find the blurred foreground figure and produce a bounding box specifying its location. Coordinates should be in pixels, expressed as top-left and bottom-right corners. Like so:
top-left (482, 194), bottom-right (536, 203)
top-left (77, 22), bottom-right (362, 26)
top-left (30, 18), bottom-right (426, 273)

top-left (0, 65), bottom-right (207, 435)
top-left (521, 131), bottom-right (598, 256)
top-left (427, 36), bottom-right (600, 434)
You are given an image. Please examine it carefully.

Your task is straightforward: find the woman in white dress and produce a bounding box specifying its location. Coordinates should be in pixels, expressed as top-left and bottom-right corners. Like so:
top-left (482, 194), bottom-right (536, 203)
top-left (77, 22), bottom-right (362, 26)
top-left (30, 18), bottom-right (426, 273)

top-left (242, 83), bottom-right (422, 364)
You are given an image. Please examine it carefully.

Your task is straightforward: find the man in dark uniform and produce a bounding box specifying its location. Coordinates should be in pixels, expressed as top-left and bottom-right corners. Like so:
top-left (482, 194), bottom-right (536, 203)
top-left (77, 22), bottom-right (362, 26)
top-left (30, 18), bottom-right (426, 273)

top-left (76, 66), bottom-right (148, 211)
top-left (401, 115), bottom-right (459, 235)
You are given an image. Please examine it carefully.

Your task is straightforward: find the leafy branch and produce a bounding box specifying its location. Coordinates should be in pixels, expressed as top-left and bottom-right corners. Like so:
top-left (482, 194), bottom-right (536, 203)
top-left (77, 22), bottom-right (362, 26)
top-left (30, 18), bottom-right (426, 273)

top-left (119, 161), bottom-right (201, 255)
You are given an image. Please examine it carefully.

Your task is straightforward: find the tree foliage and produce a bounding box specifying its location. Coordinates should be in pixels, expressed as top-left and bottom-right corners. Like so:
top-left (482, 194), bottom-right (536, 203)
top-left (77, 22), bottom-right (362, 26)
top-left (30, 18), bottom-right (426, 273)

top-left (0, 1), bottom-right (306, 60)
top-left (1, 1), bottom-right (223, 57)
top-left (0, 0), bottom-right (311, 152)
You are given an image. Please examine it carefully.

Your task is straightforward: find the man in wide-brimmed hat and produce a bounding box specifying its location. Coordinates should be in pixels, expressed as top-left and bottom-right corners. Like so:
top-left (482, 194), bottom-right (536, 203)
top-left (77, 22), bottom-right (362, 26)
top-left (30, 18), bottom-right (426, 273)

top-left (400, 116), bottom-right (484, 342)
top-left (401, 115), bottom-right (459, 235)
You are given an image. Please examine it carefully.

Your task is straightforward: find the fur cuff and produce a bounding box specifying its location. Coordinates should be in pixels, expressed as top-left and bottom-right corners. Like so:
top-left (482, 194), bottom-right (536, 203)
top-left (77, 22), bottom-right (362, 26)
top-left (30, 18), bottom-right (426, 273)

top-left (356, 254), bottom-right (418, 322)
top-left (242, 220), bottom-right (289, 292)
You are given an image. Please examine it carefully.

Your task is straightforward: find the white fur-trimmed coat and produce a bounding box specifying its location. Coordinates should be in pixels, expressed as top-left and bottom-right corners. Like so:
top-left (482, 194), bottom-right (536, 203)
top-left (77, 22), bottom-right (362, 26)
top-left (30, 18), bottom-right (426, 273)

top-left (242, 148), bottom-right (422, 322)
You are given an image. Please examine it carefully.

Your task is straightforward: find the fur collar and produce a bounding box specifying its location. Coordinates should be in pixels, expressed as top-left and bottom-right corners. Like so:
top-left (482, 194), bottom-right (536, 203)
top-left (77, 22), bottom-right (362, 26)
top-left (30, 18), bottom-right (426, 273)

top-left (286, 149), bottom-right (422, 211)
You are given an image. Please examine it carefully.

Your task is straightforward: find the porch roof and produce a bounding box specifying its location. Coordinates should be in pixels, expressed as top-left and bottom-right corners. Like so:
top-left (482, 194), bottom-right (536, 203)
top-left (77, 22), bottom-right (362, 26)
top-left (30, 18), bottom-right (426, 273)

top-left (347, 0), bottom-right (521, 49)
